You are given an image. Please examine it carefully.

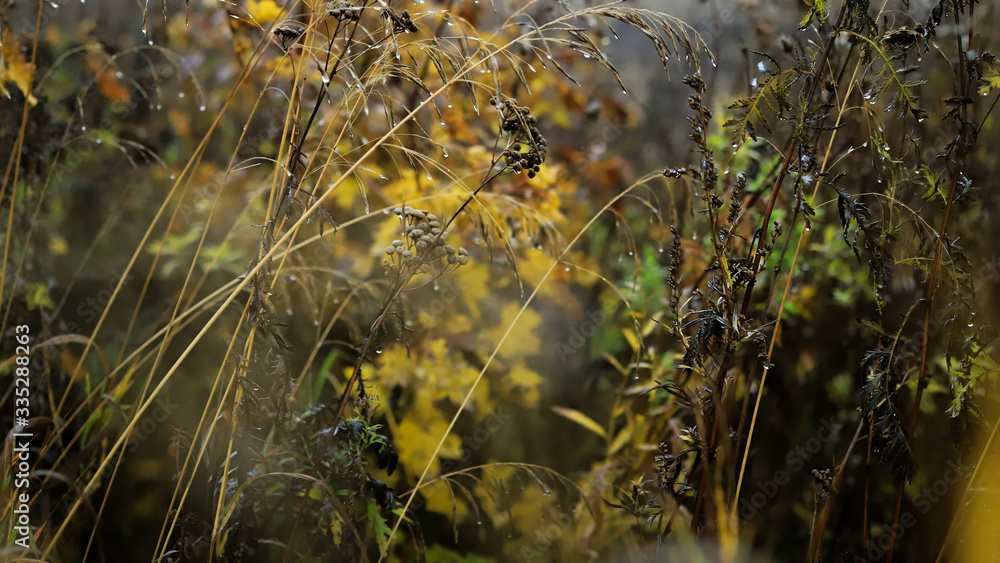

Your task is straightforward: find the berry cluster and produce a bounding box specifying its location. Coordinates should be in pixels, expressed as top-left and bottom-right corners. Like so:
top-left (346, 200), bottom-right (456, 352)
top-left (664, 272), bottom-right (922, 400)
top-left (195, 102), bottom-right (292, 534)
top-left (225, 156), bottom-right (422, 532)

top-left (491, 97), bottom-right (547, 178)
top-left (382, 207), bottom-right (469, 276)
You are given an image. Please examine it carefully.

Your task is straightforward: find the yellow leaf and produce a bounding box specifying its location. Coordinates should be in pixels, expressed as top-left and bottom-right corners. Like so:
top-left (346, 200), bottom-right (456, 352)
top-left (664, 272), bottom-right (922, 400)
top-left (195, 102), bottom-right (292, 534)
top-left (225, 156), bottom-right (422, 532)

top-left (454, 262), bottom-right (490, 320)
top-left (484, 303), bottom-right (541, 359)
top-left (551, 406), bottom-right (606, 440)
top-left (394, 416), bottom-right (462, 476)
top-left (508, 361), bottom-right (541, 406)
top-left (247, 0), bottom-right (283, 24)
top-left (1, 31), bottom-right (37, 106)
top-left (373, 346), bottom-right (410, 389)
top-left (423, 480), bottom-right (470, 521)
top-left (608, 424), bottom-right (632, 455)
top-left (622, 327), bottom-right (640, 353)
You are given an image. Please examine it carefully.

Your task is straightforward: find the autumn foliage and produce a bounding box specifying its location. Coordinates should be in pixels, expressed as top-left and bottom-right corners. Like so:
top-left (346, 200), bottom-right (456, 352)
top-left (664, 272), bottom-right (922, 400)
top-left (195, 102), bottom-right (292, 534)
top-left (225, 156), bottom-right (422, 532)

top-left (2, 1), bottom-right (1000, 562)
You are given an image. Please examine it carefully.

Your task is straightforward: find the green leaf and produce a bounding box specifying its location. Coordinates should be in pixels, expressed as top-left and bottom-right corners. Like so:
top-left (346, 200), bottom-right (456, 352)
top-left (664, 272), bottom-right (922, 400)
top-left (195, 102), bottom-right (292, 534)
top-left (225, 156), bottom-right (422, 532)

top-left (368, 497), bottom-right (392, 553)
top-left (26, 282), bottom-right (55, 311)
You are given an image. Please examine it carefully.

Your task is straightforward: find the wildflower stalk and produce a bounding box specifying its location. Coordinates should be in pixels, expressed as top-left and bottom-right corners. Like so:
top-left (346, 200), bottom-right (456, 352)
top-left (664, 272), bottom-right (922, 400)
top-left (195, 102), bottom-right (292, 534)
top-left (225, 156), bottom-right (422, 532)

top-left (695, 0), bottom-right (848, 534)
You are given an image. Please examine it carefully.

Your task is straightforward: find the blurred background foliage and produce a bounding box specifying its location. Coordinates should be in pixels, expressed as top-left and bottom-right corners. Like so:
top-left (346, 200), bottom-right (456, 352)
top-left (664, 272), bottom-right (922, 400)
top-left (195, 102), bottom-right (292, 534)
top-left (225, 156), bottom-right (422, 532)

top-left (2, 0), bottom-right (999, 561)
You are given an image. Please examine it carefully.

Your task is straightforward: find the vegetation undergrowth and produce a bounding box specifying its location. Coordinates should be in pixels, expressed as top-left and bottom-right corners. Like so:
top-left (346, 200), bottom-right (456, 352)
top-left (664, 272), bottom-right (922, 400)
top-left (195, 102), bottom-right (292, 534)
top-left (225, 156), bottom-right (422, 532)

top-left (2, 0), bottom-right (999, 562)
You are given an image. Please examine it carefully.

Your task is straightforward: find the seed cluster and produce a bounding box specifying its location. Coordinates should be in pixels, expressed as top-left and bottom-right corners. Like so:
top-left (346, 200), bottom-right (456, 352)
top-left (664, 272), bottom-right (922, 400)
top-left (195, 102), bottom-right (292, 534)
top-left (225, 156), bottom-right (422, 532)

top-left (326, 1), bottom-right (361, 23)
top-left (491, 96), bottom-right (547, 178)
top-left (382, 8), bottom-right (418, 33)
top-left (382, 206), bottom-right (469, 275)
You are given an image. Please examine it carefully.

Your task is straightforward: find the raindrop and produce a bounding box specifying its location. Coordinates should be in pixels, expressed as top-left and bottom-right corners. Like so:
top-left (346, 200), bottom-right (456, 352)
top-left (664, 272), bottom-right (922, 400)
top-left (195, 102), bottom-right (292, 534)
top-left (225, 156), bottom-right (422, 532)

top-left (442, 148), bottom-right (449, 157)
top-left (658, 247), bottom-right (664, 253)
top-left (321, 74), bottom-right (330, 84)
top-left (155, 104), bottom-right (162, 110)
top-left (178, 92), bottom-right (185, 98)
top-left (564, 266), bottom-right (571, 272)
top-left (379, 174), bottom-right (388, 180)
top-left (169, 174), bottom-right (176, 180)
top-left (200, 104), bottom-right (206, 111)
top-left (81, 126), bottom-right (87, 131)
